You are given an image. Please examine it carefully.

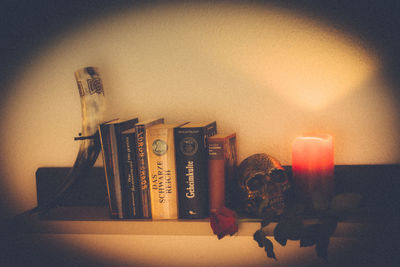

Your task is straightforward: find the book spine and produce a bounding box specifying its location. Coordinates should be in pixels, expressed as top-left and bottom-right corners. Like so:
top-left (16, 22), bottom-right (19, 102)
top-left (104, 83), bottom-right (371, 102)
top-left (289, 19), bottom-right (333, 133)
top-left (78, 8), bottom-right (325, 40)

top-left (120, 131), bottom-right (141, 218)
top-left (224, 134), bottom-right (238, 210)
top-left (135, 125), bottom-right (152, 218)
top-left (99, 124), bottom-right (124, 219)
top-left (146, 127), bottom-right (179, 219)
top-left (208, 138), bottom-right (226, 213)
top-left (175, 125), bottom-right (217, 219)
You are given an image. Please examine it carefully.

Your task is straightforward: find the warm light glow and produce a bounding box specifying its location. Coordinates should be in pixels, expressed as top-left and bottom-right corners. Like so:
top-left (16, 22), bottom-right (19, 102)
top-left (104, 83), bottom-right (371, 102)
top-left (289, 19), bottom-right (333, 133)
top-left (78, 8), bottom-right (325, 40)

top-left (196, 5), bottom-right (379, 110)
top-left (292, 134), bottom-right (334, 198)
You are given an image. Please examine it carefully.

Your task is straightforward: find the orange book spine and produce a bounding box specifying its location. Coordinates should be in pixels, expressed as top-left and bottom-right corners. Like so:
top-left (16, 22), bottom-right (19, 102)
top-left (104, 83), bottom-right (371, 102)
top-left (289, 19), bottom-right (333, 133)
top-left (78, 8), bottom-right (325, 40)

top-left (208, 133), bottom-right (238, 213)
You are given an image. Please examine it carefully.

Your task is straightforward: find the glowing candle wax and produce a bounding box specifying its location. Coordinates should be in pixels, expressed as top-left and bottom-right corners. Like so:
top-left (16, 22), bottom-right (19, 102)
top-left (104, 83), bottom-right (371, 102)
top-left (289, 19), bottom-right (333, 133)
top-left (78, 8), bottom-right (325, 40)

top-left (292, 134), bottom-right (334, 201)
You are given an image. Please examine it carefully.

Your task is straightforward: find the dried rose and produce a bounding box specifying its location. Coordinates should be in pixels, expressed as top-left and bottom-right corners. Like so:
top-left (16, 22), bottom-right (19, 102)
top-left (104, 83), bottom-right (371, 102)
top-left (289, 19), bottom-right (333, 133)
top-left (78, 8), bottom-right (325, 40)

top-left (210, 207), bottom-right (238, 239)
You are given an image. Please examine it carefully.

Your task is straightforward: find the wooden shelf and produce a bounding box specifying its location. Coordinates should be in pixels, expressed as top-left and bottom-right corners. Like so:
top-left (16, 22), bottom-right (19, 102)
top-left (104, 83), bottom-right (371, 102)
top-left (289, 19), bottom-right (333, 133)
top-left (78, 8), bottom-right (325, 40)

top-left (13, 206), bottom-right (398, 238)
top-left (22, 165), bottom-right (399, 238)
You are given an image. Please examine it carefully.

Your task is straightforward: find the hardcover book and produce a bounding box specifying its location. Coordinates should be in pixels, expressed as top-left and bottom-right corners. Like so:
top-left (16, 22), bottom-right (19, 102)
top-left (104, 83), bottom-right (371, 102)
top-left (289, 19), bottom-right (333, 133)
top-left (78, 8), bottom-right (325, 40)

top-left (135, 118), bottom-right (164, 218)
top-left (174, 121), bottom-right (217, 219)
top-left (98, 117), bottom-right (139, 219)
top-left (146, 123), bottom-right (187, 220)
top-left (208, 133), bottom-right (238, 212)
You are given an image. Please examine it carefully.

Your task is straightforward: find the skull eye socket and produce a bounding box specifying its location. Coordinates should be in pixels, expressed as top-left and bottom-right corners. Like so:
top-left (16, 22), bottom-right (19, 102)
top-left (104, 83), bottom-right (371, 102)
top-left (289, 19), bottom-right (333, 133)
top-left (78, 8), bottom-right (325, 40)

top-left (269, 169), bottom-right (287, 183)
top-left (246, 174), bottom-right (266, 191)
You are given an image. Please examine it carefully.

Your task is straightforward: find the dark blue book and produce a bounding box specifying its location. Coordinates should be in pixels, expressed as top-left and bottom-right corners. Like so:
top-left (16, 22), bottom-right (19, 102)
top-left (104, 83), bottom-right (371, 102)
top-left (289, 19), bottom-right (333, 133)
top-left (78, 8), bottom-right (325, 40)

top-left (98, 117), bottom-right (138, 219)
top-left (120, 128), bottom-right (141, 218)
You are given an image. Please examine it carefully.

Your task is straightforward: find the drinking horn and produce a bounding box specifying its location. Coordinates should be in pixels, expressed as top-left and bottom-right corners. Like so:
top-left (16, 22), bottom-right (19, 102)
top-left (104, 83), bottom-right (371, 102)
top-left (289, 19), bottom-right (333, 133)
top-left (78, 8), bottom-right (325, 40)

top-left (31, 67), bottom-right (106, 214)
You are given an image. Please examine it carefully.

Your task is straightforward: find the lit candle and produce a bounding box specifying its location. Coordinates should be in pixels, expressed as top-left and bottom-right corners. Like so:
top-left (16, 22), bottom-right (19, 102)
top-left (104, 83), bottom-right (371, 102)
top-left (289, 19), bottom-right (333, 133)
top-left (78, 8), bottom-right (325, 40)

top-left (292, 134), bottom-right (334, 202)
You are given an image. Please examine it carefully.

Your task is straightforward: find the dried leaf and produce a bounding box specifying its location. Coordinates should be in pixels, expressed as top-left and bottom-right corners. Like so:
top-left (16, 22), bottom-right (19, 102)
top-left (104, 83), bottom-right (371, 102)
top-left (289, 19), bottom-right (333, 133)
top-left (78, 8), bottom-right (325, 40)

top-left (263, 237), bottom-right (277, 260)
top-left (273, 222), bottom-right (287, 246)
top-left (261, 219), bottom-right (270, 228)
top-left (253, 229), bottom-right (277, 260)
top-left (276, 218), bottom-right (303, 241)
top-left (253, 229), bottom-right (265, 248)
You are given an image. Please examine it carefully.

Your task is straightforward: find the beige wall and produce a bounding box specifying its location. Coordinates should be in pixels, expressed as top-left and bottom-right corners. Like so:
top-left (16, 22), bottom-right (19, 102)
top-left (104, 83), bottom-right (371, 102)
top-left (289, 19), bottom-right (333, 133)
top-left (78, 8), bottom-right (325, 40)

top-left (0, 2), bottom-right (399, 265)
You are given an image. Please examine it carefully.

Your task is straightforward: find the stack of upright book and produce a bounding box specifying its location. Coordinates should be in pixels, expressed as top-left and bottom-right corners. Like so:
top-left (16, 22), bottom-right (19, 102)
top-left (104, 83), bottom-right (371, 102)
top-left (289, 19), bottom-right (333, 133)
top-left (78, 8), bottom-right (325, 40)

top-left (99, 117), bottom-right (237, 220)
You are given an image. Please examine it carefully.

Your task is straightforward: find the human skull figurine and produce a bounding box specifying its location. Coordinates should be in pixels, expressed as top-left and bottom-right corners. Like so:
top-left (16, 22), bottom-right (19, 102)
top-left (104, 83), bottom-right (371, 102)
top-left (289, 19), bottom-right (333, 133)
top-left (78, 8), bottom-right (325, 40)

top-left (237, 153), bottom-right (290, 217)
